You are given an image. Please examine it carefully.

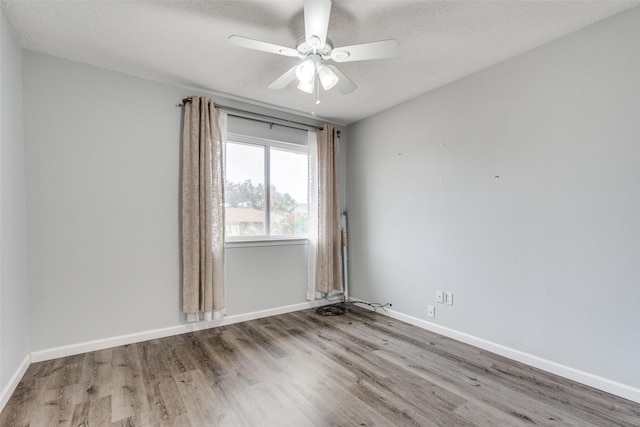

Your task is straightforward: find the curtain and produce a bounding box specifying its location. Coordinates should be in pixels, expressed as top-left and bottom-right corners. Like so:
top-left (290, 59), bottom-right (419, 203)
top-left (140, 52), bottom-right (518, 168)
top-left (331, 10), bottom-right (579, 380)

top-left (315, 125), bottom-right (343, 294)
top-left (181, 96), bottom-right (226, 321)
top-left (307, 130), bottom-right (319, 300)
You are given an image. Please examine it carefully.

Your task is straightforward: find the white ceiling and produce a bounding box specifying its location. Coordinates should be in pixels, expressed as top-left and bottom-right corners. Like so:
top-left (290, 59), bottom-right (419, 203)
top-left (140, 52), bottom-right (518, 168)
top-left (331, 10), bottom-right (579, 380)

top-left (2, 1), bottom-right (638, 125)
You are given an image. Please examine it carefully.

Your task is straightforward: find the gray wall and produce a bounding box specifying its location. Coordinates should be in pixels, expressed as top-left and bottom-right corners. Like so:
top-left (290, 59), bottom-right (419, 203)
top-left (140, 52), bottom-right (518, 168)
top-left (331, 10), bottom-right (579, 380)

top-left (0, 9), bottom-right (29, 390)
top-left (22, 52), bottom-right (318, 352)
top-left (346, 7), bottom-right (640, 389)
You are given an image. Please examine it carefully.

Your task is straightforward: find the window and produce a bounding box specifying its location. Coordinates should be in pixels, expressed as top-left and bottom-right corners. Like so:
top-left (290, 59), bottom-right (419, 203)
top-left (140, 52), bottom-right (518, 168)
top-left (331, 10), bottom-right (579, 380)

top-left (225, 132), bottom-right (309, 240)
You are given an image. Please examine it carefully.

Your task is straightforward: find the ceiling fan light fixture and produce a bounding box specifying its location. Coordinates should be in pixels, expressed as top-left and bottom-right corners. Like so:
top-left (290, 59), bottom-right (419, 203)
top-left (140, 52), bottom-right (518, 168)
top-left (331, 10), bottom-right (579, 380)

top-left (318, 65), bottom-right (339, 90)
top-left (297, 78), bottom-right (314, 94)
top-left (296, 59), bottom-right (316, 83)
top-left (230, 1), bottom-right (398, 99)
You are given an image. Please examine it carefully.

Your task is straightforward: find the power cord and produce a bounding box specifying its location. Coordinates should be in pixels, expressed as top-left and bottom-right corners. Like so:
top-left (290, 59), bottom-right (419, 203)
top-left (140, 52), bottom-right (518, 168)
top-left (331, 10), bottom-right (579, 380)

top-left (315, 299), bottom-right (392, 316)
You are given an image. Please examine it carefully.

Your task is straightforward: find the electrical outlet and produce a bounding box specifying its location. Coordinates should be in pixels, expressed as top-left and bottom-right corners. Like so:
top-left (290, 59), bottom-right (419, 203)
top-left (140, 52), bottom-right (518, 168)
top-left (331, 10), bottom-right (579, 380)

top-left (445, 292), bottom-right (454, 305)
top-left (436, 290), bottom-right (444, 304)
top-left (427, 305), bottom-right (435, 318)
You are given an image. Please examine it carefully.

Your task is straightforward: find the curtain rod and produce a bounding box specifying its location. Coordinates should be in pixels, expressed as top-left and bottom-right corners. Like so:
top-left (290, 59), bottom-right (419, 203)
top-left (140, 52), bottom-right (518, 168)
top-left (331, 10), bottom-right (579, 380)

top-left (178, 97), bottom-right (331, 134)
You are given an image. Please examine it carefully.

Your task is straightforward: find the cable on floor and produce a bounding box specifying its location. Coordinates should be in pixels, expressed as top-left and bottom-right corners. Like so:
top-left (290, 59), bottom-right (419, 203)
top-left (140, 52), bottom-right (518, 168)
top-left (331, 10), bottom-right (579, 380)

top-left (315, 299), bottom-right (392, 316)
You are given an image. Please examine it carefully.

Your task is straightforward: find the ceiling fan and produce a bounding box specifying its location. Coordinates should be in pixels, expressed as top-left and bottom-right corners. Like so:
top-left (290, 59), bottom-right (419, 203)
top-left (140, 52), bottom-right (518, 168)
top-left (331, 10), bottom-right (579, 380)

top-left (229, 0), bottom-right (399, 101)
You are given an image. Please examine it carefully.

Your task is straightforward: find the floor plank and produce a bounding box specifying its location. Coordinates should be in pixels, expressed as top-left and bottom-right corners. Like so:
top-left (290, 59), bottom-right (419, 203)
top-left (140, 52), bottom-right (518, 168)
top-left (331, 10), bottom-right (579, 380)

top-left (1, 306), bottom-right (639, 426)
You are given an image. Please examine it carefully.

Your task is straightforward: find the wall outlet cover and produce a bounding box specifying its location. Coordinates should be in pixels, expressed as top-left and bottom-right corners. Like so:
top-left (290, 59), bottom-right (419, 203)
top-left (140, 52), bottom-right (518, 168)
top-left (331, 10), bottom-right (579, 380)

top-left (445, 292), bottom-right (453, 305)
top-left (427, 305), bottom-right (435, 318)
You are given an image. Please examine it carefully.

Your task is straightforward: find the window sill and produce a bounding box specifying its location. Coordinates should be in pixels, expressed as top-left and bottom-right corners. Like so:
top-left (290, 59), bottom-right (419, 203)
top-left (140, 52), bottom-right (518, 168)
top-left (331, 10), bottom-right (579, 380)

top-left (225, 238), bottom-right (308, 249)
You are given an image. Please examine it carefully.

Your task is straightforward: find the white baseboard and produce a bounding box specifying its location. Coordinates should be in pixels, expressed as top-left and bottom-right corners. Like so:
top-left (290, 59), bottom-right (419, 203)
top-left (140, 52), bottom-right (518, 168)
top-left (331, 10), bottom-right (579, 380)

top-left (365, 304), bottom-right (640, 404)
top-left (31, 300), bottom-right (326, 363)
top-left (17, 299), bottom-right (639, 407)
top-left (0, 354), bottom-right (30, 414)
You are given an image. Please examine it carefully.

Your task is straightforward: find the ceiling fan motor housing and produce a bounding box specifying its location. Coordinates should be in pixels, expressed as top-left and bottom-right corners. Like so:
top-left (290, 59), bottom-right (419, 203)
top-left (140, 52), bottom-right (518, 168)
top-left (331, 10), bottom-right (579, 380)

top-left (296, 36), bottom-right (333, 58)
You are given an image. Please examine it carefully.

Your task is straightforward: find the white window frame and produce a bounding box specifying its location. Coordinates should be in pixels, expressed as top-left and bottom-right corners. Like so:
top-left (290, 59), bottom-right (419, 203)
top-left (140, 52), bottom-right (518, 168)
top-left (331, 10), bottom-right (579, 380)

top-left (225, 132), bottom-right (309, 243)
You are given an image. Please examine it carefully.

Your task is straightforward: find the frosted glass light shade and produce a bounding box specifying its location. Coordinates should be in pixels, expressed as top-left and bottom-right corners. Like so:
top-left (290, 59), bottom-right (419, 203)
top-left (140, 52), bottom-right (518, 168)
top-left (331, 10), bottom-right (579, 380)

top-left (318, 65), bottom-right (339, 90)
top-left (297, 79), bottom-right (314, 94)
top-left (296, 59), bottom-right (316, 83)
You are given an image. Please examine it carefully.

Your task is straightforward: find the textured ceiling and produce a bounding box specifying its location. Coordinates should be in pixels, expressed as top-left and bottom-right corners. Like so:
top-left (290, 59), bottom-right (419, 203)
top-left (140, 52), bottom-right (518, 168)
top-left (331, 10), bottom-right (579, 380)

top-left (2, 1), bottom-right (638, 125)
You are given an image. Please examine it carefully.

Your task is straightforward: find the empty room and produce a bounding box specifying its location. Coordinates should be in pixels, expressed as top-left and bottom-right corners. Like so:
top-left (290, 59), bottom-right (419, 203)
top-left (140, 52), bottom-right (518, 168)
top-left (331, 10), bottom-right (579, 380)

top-left (1, 1), bottom-right (639, 425)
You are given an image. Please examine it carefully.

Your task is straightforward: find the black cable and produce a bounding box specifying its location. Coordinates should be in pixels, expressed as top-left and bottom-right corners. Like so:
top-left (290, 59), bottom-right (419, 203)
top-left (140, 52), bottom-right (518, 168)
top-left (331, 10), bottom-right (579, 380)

top-left (316, 303), bottom-right (348, 316)
top-left (315, 299), bottom-right (392, 316)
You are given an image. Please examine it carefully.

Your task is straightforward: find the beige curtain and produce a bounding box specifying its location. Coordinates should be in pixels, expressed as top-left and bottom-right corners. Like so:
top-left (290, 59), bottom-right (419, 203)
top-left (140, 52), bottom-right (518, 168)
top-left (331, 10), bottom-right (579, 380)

top-left (181, 96), bottom-right (225, 321)
top-left (316, 125), bottom-right (343, 294)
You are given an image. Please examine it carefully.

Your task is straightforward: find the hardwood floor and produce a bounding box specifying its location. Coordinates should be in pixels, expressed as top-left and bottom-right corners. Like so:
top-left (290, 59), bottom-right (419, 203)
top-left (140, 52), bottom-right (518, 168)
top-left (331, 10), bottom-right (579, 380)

top-left (2, 305), bottom-right (639, 426)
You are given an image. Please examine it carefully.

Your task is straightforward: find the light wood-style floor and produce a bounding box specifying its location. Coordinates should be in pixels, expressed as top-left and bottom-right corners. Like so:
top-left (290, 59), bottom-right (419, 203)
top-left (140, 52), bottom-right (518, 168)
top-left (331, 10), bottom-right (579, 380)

top-left (1, 305), bottom-right (639, 426)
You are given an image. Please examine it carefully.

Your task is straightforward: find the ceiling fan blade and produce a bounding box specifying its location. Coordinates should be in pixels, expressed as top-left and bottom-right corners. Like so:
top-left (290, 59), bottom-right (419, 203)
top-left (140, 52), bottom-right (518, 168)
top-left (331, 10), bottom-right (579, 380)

top-left (331, 39), bottom-right (400, 62)
top-left (325, 65), bottom-right (357, 94)
top-left (268, 65), bottom-right (299, 89)
top-left (304, 0), bottom-right (331, 49)
top-left (228, 35), bottom-right (299, 57)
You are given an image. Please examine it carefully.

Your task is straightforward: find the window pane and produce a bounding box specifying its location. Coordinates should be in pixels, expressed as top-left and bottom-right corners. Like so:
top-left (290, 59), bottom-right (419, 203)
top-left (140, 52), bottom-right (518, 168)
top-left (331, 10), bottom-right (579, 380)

top-left (225, 142), bottom-right (265, 237)
top-left (270, 147), bottom-right (308, 236)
